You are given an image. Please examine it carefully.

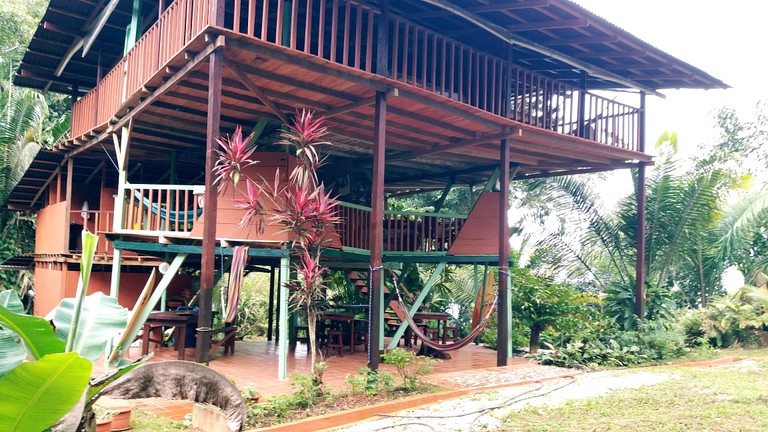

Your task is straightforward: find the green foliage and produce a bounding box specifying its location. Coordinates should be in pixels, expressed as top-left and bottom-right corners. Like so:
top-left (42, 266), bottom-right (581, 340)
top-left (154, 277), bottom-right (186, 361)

top-left (683, 289), bottom-right (768, 348)
top-left (381, 347), bottom-right (437, 391)
top-left (534, 337), bottom-right (647, 369)
top-left (345, 366), bottom-right (394, 396)
top-left (0, 352), bottom-right (92, 432)
top-left (604, 280), bottom-right (676, 330)
top-left (0, 303), bottom-right (65, 360)
top-left (51, 292), bottom-right (128, 362)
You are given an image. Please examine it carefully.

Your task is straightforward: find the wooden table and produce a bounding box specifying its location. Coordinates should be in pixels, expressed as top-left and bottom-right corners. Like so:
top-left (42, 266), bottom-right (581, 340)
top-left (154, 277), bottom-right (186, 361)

top-left (413, 311), bottom-right (450, 343)
top-left (141, 311), bottom-right (197, 360)
top-left (318, 311), bottom-right (360, 354)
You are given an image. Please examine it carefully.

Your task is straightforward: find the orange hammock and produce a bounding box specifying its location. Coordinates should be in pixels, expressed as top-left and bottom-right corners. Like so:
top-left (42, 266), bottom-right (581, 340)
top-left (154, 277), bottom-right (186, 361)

top-left (390, 270), bottom-right (498, 352)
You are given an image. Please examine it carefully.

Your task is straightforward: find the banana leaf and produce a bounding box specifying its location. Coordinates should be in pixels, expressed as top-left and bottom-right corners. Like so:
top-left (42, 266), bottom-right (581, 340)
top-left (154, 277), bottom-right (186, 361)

top-left (0, 305), bottom-right (64, 360)
top-left (0, 330), bottom-right (25, 379)
top-left (0, 352), bottom-right (92, 432)
top-left (52, 292), bottom-right (128, 362)
top-left (0, 291), bottom-right (24, 314)
top-left (0, 291), bottom-right (27, 378)
top-left (65, 230), bottom-right (98, 353)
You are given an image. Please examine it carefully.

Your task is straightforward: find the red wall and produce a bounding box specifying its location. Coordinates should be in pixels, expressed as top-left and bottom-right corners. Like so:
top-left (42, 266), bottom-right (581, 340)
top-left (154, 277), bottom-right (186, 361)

top-left (35, 266), bottom-right (196, 317)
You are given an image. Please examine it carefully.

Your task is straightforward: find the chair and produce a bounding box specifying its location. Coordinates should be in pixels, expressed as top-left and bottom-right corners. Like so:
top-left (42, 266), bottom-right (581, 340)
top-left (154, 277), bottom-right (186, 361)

top-left (425, 327), bottom-right (440, 342)
top-left (325, 330), bottom-right (344, 356)
top-left (294, 326), bottom-right (310, 351)
top-left (444, 326), bottom-right (458, 343)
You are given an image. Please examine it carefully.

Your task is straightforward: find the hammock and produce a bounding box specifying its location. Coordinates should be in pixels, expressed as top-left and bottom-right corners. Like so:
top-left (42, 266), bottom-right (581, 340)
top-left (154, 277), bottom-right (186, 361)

top-left (390, 270), bottom-right (498, 352)
top-left (221, 246), bottom-right (249, 323)
top-left (133, 190), bottom-right (202, 223)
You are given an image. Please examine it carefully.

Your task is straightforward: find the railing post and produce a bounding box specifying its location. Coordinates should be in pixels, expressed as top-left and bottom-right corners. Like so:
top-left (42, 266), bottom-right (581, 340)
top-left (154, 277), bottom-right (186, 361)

top-left (376, 0), bottom-right (390, 77)
top-left (578, 70), bottom-right (587, 138)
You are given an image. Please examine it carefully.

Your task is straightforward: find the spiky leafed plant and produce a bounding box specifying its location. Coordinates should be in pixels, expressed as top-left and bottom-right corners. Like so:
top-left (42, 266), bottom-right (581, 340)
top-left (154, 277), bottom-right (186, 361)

top-left (233, 178), bottom-right (266, 233)
top-left (213, 125), bottom-right (258, 191)
top-left (270, 110), bottom-right (338, 374)
top-left (276, 108), bottom-right (330, 188)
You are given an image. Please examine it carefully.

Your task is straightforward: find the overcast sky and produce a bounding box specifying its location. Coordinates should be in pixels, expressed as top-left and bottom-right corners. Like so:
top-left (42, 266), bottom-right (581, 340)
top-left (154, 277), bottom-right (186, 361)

top-left (574, 0), bottom-right (767, 153)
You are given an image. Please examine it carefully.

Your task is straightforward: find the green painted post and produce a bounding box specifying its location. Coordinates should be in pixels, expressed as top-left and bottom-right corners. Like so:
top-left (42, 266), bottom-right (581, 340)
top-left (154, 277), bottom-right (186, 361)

top-left (109, 249), bottom-right (122, 298)
top-left (386, 262), bottom-right (447, 349)
top-left (278, 255), bottom-right (290, 380)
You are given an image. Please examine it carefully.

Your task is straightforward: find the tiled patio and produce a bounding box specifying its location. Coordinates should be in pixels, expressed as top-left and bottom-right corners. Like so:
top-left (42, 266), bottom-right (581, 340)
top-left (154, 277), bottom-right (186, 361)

top-left (119, 338), bottom-right (520, 396)
top-left (100, 339), bottom-right (576, 426)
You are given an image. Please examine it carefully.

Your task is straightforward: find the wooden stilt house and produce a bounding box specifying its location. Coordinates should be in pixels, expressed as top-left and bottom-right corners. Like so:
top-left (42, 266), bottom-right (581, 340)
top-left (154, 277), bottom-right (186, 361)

top-left (7, 0), bottom-right (725, 376)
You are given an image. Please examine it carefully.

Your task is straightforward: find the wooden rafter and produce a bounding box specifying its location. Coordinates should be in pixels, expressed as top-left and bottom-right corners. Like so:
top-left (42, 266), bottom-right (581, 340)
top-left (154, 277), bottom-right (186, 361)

top-left (414, 0), bottom-right (664, 97)
top-left (225, 63), bottom-right (290, 124)
top-left (389, 131), bottom-right (516, 162)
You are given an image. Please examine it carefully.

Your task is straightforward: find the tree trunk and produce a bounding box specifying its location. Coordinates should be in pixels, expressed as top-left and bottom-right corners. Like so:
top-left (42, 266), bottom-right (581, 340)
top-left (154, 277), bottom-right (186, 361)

top-left (529, 324), bottom-right (542, 354)
top-left (308, 309), bottom-right (317, 374)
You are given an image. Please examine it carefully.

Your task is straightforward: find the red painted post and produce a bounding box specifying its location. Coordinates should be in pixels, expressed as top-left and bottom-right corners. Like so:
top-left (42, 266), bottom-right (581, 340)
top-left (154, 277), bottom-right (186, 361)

top-left (635, 91), bottom-right (647, 319)
top-left (368, 91), bottom-right (387, 370)
top-left (497, 138), bottom-right (510, 367)
top-left (196, 0), bottom-right (224, 364)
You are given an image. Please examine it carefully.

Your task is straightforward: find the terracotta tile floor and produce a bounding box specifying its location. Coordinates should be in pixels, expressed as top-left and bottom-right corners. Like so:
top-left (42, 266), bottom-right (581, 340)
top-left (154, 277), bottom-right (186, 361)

top-left (106, 339), bottom-right (564, 424)
top-left (118, 338), bottom-right (519, 395)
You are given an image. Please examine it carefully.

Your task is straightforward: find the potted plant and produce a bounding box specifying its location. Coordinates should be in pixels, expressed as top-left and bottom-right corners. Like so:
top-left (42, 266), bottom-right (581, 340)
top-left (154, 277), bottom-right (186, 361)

top-left (241, 385), bottom-right (261, 404)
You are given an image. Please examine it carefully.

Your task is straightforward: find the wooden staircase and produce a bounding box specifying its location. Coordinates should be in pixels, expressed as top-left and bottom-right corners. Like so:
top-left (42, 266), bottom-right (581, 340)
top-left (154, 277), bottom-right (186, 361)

top-left (347, 270), bottom-right (414, 332)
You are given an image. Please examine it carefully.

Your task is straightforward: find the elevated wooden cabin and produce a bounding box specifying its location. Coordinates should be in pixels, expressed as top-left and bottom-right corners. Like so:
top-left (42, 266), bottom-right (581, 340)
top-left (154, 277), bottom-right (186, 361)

top-left (8, 0), bottom-right (725, 375)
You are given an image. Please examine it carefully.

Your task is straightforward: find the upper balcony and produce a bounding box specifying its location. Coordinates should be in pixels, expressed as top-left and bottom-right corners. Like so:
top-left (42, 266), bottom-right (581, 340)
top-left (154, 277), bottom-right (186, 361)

top-left (15, 0), bottom-right (726, 187)
top-left (70, 0), bottom-right (641, 154)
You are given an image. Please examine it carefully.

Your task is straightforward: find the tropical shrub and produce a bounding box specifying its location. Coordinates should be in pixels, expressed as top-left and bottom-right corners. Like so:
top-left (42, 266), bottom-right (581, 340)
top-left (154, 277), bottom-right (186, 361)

top-left (345, 366), bottom-right (394, 396)
top-left (381, 347), bottom-right (437, 391)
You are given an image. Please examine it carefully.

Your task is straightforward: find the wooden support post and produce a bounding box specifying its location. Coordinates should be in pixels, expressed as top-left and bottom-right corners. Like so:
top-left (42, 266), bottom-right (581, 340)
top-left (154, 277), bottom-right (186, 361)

top-left (368, 91), bottom-right (387, 370)
top-left (196, 37), bottom-right (224, 363)
top-left (267, 266), bottom-right (276, 341)
top-left (278, 255), bottom-right (289, 379)
top-left (497, 138), bottom-right (510, 367)
top-left (635, 91), bottom-right (647, 319)
top-left (63, 159), bottom-right (74, 251)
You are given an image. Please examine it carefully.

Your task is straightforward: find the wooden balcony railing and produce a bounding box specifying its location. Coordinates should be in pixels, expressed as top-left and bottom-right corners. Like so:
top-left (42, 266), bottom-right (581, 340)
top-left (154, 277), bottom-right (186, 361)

top-left (71, 0), bottom-right (640, 152)
top-left (70, 210), bottom-right (114, 254)
top-left (71, 0), bottom-right (211, 137)
top-left (338, 202), bottom-right (466, 253)
top-left (121, 184), bottom-right (204, 235)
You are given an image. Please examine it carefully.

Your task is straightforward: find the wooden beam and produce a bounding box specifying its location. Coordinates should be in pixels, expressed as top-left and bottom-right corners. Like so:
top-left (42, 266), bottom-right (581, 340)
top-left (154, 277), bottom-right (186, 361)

top-left (224, 63), bottom-right (290, 124)
top-left (31, 165), bottom-right (62, 208)
top-left (506, 18), bottom-right (589, 32)
top-left (389, 131), bottom-right (515, 161)
top-left (323, 96), bottom-right (376, 118)
top-left (84, 160), bottom-right (105, 184)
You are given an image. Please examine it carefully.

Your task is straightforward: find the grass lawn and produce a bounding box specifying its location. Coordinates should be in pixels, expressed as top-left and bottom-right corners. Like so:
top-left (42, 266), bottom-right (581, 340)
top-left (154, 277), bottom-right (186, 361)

top-left (502, 349), bottom-right (768, 432)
